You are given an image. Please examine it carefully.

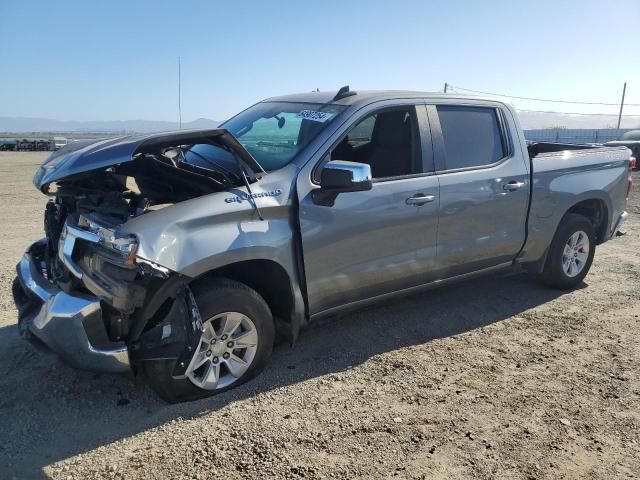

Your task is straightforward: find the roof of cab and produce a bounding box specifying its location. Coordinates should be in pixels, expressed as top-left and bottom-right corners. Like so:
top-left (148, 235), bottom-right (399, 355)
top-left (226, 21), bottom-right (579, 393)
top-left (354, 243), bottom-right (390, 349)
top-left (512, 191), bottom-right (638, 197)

top-left (262, 89), bottom-right (512, 109)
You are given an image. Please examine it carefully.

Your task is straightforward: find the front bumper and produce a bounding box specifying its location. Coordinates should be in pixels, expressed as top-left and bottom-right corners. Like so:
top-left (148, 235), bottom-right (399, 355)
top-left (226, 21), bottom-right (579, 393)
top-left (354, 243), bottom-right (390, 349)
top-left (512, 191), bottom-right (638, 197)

top-left (13, 239), bottom-right (130, 373)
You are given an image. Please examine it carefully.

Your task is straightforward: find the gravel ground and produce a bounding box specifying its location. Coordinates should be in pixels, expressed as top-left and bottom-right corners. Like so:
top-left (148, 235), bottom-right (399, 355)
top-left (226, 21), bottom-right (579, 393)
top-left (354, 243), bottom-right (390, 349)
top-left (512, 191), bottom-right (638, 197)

top-left (0, 151), bottom-right (639, 480)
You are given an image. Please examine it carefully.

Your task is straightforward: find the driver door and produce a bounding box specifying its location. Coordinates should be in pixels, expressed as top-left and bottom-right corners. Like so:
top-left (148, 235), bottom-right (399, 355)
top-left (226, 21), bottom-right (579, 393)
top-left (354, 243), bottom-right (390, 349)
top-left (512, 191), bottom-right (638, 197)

top-left (297, 103), bottom-right (440, 316)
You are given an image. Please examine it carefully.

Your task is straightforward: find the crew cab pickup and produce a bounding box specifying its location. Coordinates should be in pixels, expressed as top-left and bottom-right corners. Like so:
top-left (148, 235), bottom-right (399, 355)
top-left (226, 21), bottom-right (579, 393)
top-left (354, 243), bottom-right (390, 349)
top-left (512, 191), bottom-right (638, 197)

top-left (13, 88), bottom-right (632, 402)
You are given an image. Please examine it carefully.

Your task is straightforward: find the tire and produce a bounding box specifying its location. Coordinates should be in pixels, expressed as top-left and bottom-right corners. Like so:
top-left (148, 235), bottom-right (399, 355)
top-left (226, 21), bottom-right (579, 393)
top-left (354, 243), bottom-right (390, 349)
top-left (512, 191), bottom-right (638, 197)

top-left (143, 278), bottom-right (275, 403)
top-left (541, 213), bottom-right (596, 290)
top-left (12, 276), bottom-right (26, 305)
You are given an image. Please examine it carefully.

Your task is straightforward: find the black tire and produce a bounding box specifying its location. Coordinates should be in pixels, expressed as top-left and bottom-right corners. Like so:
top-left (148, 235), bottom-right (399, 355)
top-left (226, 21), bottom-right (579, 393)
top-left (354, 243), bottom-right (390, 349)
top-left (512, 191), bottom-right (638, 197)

top-left (12, 276), bottom-right (26, 305)
top-left (143, 278), bottom-right (275, 403)
top-left (541, 213), bottom-right (596, 289)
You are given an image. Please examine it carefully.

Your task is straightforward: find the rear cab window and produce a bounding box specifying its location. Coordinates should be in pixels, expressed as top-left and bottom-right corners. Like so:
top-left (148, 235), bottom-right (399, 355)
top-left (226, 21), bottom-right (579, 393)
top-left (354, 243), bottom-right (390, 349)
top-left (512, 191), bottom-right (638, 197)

top-left (435, 105), bottom-right (508, 171)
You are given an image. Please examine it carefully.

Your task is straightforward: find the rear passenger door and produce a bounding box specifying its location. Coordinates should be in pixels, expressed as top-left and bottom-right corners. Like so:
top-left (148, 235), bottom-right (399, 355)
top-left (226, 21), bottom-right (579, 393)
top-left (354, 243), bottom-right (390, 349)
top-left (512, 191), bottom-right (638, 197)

top-left (427, 103), bottom-right (530, 278)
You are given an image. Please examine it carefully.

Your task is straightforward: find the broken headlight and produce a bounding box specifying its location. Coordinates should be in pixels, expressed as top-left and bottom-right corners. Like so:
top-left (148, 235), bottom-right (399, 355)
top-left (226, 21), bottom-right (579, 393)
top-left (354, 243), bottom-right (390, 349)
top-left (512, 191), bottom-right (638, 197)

top-left (77, 214), bottom-right (139, 266)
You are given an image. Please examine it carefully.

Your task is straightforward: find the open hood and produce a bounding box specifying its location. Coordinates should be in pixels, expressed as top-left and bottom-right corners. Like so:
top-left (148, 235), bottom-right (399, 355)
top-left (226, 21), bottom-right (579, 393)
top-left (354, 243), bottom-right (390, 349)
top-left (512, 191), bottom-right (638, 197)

top-left (33, 128), bottom-right (265, 191)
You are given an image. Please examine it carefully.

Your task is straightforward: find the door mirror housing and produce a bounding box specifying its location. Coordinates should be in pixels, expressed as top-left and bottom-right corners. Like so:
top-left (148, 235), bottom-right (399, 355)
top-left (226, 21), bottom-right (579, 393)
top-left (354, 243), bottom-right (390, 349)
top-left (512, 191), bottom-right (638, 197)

top-left (314, 160), bottom-right (372, 206)
top-left (319, 160), bottom-right (372, 192)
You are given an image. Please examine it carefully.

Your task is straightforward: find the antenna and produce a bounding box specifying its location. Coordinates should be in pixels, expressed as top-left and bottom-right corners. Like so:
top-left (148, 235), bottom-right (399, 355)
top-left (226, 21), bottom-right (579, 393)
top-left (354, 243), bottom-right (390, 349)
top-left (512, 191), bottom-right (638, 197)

top-left (178, 56), bottom-right (182, 129)
top-left (333, 85), bottom-right (357, 101)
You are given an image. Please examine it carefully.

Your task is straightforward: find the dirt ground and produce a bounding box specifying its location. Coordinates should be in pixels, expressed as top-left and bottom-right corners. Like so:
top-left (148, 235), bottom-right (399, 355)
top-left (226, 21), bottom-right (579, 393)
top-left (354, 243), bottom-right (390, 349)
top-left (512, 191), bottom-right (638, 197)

top-left (0, 151), bottom-right (638, 480)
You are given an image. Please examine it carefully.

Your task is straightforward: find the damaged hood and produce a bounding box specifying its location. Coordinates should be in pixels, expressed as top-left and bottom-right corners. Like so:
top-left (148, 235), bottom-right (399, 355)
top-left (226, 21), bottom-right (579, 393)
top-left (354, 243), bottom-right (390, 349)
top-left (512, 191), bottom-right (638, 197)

top-left (33, 128), bottom-right (264, 191)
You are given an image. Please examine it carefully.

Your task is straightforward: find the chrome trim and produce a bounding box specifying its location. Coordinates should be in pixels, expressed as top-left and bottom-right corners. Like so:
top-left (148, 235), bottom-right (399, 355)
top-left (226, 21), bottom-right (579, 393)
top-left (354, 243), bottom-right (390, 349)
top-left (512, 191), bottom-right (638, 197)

top-left (611, 211), bottom-right (628, 238)
top-left (406, 194), bottom-right (436, 205)
top-left (67, 224), bottom-right (101, 243)
top-left (18, 250), bottom-right (56, 302)
top-left (324, 160), bottom-right (372, 183)
top-left (58, 223), bottom-right (100, 279)
top-left (16, 248), bottom-right (130, 373)
top-left (32, 291), bottom-right (101, 330)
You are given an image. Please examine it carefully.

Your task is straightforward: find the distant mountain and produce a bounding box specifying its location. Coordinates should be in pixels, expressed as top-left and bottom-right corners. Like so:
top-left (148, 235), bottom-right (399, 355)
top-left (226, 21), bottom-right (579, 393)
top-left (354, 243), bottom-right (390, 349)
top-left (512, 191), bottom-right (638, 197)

top-left (1, 112), bottom-right (638, 135)
top-left (0, 117), bottom-right (219, 134)
top-left (516, 111), bottom-right (640, 130)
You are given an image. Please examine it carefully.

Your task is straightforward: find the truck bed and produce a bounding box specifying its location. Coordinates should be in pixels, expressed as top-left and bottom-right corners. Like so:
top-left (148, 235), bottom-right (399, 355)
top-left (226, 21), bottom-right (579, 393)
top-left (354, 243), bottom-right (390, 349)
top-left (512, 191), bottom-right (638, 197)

top-left (520, 144), bottom-right (630, 266)
top-left (527, 141), bottom-right (611, 157)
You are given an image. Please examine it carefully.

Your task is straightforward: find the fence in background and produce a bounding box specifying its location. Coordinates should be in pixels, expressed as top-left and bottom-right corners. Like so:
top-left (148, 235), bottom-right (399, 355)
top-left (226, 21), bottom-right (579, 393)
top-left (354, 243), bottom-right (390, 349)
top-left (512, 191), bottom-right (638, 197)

top-left (524, 128), bottom-right (633, 144)
top-left (0, 137), bottom-right (68, 151)
top-left (0, 129), bottom-right (636, 151)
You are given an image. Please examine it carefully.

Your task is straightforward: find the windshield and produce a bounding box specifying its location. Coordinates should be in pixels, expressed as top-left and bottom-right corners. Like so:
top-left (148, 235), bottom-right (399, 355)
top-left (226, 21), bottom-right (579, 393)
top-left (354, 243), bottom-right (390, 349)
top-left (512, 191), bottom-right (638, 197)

top-left (183, 101), bottom-right (346, 172)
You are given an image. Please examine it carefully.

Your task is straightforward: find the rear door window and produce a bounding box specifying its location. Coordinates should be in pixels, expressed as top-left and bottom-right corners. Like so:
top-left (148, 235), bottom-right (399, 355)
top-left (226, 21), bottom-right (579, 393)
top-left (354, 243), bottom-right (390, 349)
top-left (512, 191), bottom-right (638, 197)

top-left (436, 106), bottom-right (506, 170)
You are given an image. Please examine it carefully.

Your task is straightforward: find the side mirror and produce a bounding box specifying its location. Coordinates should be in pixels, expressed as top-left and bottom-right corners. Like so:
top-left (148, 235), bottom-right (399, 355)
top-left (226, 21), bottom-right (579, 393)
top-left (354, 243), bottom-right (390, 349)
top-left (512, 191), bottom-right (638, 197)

top-left (313, 160), bottom-right (372, 206)
top-left (319, 160), bottom-right (372, 192)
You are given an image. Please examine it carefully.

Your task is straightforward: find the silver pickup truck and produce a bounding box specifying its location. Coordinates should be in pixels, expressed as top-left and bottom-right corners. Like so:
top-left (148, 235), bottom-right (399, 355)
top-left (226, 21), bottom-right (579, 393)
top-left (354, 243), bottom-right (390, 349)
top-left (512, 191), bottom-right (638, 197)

top-left (13, 88), bottom-right (632, 402)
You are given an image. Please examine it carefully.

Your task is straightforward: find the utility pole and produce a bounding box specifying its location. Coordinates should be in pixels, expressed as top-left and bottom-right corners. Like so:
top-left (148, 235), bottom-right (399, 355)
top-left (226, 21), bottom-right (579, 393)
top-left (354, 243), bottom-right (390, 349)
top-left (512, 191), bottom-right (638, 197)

top-left (178, 56), bottom-right (182, 129)
top-left (617, 82), bottom-right (626, 129)
top-left (443, 82), bottom-right (448, 93)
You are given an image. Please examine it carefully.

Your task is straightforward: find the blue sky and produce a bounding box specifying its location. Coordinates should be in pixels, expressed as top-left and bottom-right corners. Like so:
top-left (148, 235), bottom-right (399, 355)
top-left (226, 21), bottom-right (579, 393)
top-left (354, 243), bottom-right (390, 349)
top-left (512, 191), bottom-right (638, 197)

top-left (1, 0), bottom-right (638, 122)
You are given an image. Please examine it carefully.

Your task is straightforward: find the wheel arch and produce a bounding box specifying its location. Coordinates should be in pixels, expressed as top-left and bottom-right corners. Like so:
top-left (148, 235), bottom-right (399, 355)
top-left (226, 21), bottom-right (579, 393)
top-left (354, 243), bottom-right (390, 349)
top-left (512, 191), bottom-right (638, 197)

top-left (521, 195), bottom-right (609, 274)
top-left (191, 258), bottom-right (304, 343)
top-left (565, 197), bottom-right (609, 244)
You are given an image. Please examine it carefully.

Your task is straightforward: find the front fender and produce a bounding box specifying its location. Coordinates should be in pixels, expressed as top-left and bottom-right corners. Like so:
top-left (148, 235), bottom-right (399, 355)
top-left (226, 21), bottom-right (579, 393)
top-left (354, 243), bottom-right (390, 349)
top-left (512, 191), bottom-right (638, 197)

top-left (121, 167), bottom-right (307, 339)
top-left (122, 167), bottom-right (297, 278)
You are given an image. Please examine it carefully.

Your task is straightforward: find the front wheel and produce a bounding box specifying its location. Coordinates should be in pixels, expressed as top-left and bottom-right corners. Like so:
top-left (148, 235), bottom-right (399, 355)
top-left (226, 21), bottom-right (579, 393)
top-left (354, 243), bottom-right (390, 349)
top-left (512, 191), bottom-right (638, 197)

top-left (541, 213), bottom-right (596, 289)
top-left (143, 279), bottom-right (275, 403)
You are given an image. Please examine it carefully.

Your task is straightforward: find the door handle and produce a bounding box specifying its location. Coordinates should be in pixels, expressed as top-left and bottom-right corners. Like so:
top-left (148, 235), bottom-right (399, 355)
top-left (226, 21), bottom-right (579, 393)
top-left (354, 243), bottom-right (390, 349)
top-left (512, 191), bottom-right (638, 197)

top-left (503, 181), bottom-right (525, 192)
top-left (405, 194), bottom-right (435, 206)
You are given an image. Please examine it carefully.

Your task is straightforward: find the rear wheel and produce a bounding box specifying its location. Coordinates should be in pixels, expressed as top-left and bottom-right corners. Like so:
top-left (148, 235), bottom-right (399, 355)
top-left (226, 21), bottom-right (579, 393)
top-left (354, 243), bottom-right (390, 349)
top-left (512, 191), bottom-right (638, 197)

top-left (143, 279), bottom-right (274, 403)
top-left (541, 213), bottom-right (596, 289)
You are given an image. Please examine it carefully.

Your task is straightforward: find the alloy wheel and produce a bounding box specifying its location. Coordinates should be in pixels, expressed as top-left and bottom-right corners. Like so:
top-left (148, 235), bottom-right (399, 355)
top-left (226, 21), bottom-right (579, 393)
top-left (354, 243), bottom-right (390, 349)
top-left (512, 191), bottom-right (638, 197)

top-left (185, 312), bottom-right (259, 390)
top-left (562, 230), bottom-right (590, 278)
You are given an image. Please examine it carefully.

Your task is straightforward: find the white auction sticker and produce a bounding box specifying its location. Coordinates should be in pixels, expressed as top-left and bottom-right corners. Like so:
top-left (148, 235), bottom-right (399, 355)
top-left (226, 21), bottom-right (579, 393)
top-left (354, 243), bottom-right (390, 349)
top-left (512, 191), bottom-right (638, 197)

top-left (297, 110), bottom-right (333, 123)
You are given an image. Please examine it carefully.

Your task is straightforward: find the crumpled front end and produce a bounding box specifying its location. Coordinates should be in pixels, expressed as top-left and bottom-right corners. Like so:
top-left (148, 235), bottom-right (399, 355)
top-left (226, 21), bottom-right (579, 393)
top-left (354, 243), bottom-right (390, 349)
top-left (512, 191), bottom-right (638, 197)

top-left (14, 239), bottom-right (131, 372)
top-left (12, 130), bottom-right (253, 374)
top-left (13, 209), bottom-right (198, 374)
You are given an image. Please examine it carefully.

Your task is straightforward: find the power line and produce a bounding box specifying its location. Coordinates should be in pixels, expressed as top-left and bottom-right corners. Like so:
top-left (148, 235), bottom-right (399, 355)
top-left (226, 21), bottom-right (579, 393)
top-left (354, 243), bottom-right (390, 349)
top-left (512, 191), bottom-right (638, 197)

top-left (446, 85), bottom-right (639, 117)
top-left (448, 84), bottom-right (640, 107)
top-left (515, 108), bottom-right (640, 117)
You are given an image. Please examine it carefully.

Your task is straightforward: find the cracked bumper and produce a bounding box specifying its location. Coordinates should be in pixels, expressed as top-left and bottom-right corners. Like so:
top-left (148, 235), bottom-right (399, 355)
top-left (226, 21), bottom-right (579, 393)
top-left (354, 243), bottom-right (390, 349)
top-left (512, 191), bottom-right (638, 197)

top-left (13, 240), bottom-right (130, 373)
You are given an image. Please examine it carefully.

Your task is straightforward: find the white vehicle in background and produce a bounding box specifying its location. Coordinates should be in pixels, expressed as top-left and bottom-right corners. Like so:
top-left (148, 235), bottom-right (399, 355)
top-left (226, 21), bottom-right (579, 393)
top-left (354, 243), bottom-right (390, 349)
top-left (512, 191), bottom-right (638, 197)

top-left (53, 136), bottom-right (67, 151)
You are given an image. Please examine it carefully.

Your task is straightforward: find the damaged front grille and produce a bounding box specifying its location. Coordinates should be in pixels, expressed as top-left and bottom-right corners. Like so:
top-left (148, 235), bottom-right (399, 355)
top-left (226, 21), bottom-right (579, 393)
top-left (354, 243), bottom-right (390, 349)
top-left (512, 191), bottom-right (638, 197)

top-left (44, 200), bottom-right (66, 245)
top-left (43, 200), bottom-right (68, 282)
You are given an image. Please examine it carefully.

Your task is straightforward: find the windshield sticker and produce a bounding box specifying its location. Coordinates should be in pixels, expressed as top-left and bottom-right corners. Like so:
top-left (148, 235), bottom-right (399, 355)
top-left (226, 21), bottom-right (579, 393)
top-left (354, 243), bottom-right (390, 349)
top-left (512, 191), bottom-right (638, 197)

top-left (297, 110), bottom-right (333, 123)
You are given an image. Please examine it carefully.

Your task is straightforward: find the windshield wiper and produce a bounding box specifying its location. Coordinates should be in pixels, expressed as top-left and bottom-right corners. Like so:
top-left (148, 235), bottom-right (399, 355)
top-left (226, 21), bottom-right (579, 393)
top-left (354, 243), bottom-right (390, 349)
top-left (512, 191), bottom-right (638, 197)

top-left (238, 162), bottom-right (264, 221)
top-left (219, 145), bottom-right (265, 221)
top-left (184, 141), bottom-right (265, 221)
